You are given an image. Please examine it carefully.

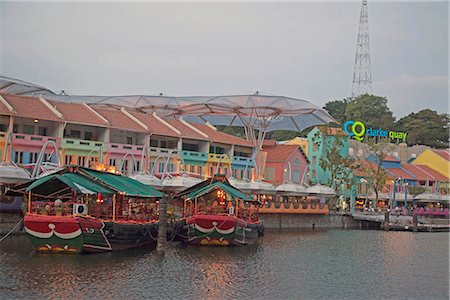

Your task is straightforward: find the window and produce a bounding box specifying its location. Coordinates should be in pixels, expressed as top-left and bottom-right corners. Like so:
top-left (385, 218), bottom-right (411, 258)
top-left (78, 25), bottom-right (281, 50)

top-left (0, 124), bottom-right (8, 132)
top-left (71, 130), bottom-right (81, 138)
top-left (168, 163), bottom-right (174, 173)
top-left (65, 155), bottom-right (73, 165)
top-left (210, 166), bottom-right (214, 176)
top-left (197, 166), bottom-right (202, 175)
top-left (293, 158), bottom-right (300, 166)
top-left (265, 167), bottom-right (275, 181)
top-left (126, 136), bottom-right (133, 145)
top-left (23, 125), bottom-right (34, 135)
top-left (160, 140), bottom-right (167, 148)
top-left (84, 131), bottom-right (93, 140)
top-left (349, 147), bottom-right (354, 156)
top-left (38, 127), bottom-right (48, 136)
top-left (13, 124), bottom-right (19, 133)
top-left (158, 163), bottom-right (165, 173)
top-left (150, 139), bottom-right (158, 147)
top-left (109, 158), bottom-right (116, 167)
top-left (182, 143), bottom-right (199, 151)
top-left (240, 169), bottom-right (244, 179)
top-left (312, 156), bottom-right (317, 165)
top-left (293, 170), bottom-right (300, 183)
top-left (14, 151), bottom-right (24, 164)
top-left (78, 156), bottom-right (86, 166)
top-left (168, 140), bottom-right (178, 149)
top-left (135, 161), bottom-right (140, 172)
top-left (190, 165), bottom-right (195, 173)
top-left (30, 153), bottom-right (39, 164)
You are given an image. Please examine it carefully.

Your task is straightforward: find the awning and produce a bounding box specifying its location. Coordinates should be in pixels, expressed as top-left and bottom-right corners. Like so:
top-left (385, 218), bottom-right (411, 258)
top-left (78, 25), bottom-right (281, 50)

top-left (186, 181), bottom-right (253, 201)
top-left (81, 168), bottom-right (162, 198)
top-left (21, 173), bottom-right (115, 198)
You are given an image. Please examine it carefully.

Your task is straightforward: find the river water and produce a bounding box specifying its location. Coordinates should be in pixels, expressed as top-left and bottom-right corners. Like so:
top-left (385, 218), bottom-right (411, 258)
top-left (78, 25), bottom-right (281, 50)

top-left (0, 230), bottom-right (448, 300)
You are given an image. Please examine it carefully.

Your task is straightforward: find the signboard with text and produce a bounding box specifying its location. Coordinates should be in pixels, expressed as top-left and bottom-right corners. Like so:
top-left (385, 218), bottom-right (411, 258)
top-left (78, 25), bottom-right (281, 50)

top-left (343, 120), bottom-right (408, 142)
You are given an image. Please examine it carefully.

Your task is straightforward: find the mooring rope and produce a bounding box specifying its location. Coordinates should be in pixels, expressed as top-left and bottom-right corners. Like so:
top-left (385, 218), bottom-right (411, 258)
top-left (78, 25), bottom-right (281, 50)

top-left (0, 218), bottom-right (24, 243)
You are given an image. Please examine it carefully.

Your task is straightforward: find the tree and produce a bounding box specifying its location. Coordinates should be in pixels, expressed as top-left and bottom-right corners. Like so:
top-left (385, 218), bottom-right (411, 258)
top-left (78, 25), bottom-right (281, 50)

top-left (323, 99), bottom-right (349, 125)
top-left (363, 142), bottom-right (392, 207)
top-left (345, 94), bottom-right (395, 129)
top-left (395, 109), bottom-right (449, 148)
top-left (312, 128), bottom-right (355, 193)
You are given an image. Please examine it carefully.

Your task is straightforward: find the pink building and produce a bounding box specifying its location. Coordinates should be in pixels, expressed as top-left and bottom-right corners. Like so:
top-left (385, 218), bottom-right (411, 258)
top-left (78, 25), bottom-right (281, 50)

top-left (262, 142), bottom-right (309, 186)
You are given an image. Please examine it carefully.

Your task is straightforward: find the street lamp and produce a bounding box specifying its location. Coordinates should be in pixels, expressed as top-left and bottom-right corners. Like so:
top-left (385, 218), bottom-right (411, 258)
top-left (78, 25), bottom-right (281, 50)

top-left (393, 177), bottom-right (408, 209)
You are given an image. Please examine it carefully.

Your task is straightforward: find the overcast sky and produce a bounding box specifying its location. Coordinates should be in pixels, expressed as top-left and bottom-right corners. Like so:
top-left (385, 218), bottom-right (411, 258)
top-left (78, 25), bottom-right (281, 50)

top-left (0, 1), bottom-right (448, 119)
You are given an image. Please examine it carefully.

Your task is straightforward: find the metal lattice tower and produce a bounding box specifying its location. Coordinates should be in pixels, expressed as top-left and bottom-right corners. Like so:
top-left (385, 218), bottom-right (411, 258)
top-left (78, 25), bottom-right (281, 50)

top-left (352, 0), bottom-right (372, 99)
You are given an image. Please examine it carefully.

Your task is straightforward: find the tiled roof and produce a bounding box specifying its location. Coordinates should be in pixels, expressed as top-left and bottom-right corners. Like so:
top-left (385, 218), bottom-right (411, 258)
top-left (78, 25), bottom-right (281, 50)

top-left (262, 140), bottom-right (277, 147)
top-left (1, 94), bottom-right (62, 122)
top-left (48, 100), bottom-right (107, 126)
top-left (385, 167), bottom-right (415, 180)
top-left (92, 107), bottom-right (147, 133)
top-left (432, 149), bottom-right (450, 161)
top-left (166, 119), bottom-right (208, 141)
top-left (192, 124), bottom-right (255, 147)
top-left (127, 110), bottom-right (180, 138)
top-left (408, 164), bottom-right (449, 182)
top-left (263, 145), bottom-right (302, 162)
top-left (384, 155), bottom-right (400, 162)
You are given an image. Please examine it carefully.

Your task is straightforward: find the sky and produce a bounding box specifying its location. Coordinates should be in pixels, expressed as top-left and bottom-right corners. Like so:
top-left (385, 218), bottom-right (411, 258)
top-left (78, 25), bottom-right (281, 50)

top-left (0, 1), bottom-right (448, 119)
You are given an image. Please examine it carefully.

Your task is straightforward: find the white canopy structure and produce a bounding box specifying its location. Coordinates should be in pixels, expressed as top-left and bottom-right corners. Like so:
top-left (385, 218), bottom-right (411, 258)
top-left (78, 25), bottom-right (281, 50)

top-left (276, 182), bottom-right (309, 196)
top-left (0, 76), bottom-right (55, 96)
top-left (307, 184), bottom-right (336, 196)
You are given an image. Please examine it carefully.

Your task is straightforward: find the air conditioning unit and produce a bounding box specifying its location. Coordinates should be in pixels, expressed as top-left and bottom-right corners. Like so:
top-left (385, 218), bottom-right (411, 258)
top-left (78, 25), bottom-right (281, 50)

top-left (73, 204), bottom-right (88, 216)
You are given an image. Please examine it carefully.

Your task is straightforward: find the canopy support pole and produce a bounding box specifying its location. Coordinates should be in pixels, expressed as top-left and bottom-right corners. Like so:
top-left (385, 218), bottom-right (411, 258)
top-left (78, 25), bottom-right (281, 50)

top-left (27, 192), bottom-right (31, 214)
top-left (112, 194), bottom-right (116, 221)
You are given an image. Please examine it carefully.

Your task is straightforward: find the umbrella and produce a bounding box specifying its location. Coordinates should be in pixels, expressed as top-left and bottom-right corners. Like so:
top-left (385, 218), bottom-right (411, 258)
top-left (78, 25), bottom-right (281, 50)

top-left (276, 182), bottom-right (309, 195)
top-left (0, 162), bottom-right (31, 184)
top-left (306, 184), bottom-right (335, 196)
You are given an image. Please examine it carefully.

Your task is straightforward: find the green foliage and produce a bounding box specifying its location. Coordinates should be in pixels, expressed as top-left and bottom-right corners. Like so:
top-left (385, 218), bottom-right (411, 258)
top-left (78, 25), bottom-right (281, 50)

top-left (312, 128), bottom-right (355, 190)
top-left (268, 130), bottom-right (302, 141)
top-left (408, 186), bottom-right (426, 197)
top-left (216, 126), bottom-right (246, 138)
top-left (345, 94), bottom-right (395, 129)
top-left (323, 98), bottom-right (349, 125)
top-left (395, 109), bottom-right (449, 148)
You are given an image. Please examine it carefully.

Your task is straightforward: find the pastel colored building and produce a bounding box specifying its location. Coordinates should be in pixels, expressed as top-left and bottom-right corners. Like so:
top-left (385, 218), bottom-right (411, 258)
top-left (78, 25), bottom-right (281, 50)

top-left (0, 93), bottom-right (256, 180)
top-left (262, 142), bottom-right (309, 186)
top-left (307, 127), bottom-right (349, 185)
top-left (412, 149), bottom-right (450, 178)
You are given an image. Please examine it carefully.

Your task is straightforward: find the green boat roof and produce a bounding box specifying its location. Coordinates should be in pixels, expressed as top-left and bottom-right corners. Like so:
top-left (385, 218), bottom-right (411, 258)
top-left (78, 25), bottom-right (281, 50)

top-left (186, 181), bottom-right (253, 201)
top-left (25, 173), bottom-right (115, 197)
top-left (80, 168), bottom-right (162, 198)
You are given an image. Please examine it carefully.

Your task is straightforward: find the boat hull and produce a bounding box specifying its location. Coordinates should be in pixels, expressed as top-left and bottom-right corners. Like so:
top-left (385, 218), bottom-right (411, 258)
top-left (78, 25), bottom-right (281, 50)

top-left (24, 214), bottom-right (158, 254)
top-left (175, 214), bottom-right (262, 247)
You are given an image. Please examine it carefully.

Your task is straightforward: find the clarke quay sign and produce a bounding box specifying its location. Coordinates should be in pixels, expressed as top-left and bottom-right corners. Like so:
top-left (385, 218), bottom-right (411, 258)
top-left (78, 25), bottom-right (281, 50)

top-left (343, 120), bottom-right (408, 142)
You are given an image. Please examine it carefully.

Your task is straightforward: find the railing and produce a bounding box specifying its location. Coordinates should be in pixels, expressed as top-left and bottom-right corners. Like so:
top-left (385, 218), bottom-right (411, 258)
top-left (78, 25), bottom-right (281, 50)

top-left (108, 143), bottom-right (145, 155)
top-left (232, 156), bottom-right (255, 167)
top-left (62, 138), bottom-right (105, 151)
top-left (149, 147), bottom-right (179, 156)
top-left (414, 208), bottom-right (449, 217)
top-left (181, 150), bottom-right (208, 162)
top-left (259, 201), bottom-right (329, 214)
top-left (208, 153), bottom-right (231, 163)
top-left (29, 201), bottom-right (159, 222)
top-left (12, 133), bottom-right (60, 147)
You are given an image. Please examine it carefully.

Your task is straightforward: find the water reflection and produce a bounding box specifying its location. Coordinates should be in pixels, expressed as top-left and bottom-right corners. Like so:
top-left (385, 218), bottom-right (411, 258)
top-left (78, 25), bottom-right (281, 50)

top-left (0, 231), bottom-right (448, 299)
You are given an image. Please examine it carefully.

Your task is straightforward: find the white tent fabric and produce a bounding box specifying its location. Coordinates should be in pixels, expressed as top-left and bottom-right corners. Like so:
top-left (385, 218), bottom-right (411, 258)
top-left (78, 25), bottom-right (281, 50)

top-left (0, 76), bottom-right (55, 96)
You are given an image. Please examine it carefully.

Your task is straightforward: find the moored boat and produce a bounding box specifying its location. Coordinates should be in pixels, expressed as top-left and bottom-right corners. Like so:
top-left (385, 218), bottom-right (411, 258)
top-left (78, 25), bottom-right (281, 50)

top-left (12, 165), bottom-right (161, 253)
top-left (173, 175), bottom-right (263, 246)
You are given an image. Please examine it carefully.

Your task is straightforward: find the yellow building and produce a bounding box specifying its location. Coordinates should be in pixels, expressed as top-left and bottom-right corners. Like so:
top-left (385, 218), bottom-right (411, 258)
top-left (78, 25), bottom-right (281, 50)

top-left (412, 149), bottom-right (450, 178)
top-left (285, 137), bottom-right (309, 157)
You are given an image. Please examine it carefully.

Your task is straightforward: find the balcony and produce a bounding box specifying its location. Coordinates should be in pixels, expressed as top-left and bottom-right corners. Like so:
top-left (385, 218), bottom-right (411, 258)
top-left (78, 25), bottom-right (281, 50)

top-left (12, 133), bottom-right (61, 148)
top-left (108, 143), bottom-right (145, 156)
top-left (232, 156), bottom-right (255, 168)
top-left (181, 150), bottom-right (208, 165)
top-left (208, 153), bottom-right (231, 164)
top-left (61, 138), bottom-right (105, 153)
top-left (149, 147), bottom-right (179, 158)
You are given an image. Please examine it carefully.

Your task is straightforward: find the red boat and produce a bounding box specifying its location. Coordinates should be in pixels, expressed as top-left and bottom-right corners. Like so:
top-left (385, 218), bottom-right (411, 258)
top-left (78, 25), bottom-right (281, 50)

top-left (12, 166), bottom-right (161, 254)
top-left (172, 175), bottom-right (264, 246)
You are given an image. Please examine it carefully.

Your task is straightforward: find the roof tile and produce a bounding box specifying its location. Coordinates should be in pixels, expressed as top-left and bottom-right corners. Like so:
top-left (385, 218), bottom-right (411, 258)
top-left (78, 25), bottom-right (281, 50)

top-left (192, 124), bottom-right (254, 147)
top-left (1, 94), bottom-right (62, 122)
